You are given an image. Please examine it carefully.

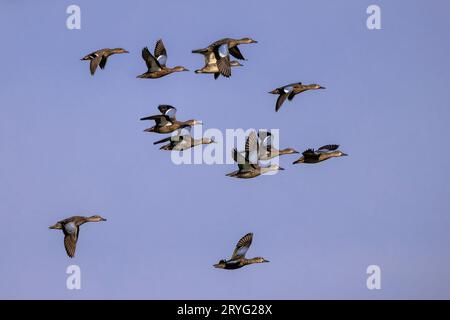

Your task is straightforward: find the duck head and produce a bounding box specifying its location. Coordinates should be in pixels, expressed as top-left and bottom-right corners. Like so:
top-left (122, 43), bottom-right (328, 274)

top-left (311, 84), bottom-right (326, 90)
top-left (337, 151), bottom-right (348, 157)
top-left (174, 66), bottom-right (189, 72)
top-left (88, 215), bottom-right (107, 222)
top-left (113, 48), bottom-right (129, 54)
top-left (230, 61), bottom-right (244, 67)
top-left (269, 164), bottom-right (284, 171)
top-left (49, 222), bottom-right (63, 230)
top-left (252, 257), bottom-right (270, 263)
top-left (202, 137), bottom-right (216, 144)
top-left (281, 148), bottom-right (300, 155)
top-left (185, 119), bottom-right (202, 126)
top-left (213, 259), bottom-right (227, 269)
top-left (239, 37), bottom-right (258, 44)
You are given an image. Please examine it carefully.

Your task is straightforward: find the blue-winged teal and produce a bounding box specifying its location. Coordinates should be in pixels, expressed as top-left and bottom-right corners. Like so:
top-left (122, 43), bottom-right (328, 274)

top-left (81, 48), bottom-right (129, 75)
top-left (137, 39), bottom-right (188, 79)
top-left (140, 105), bottom-right (202, 134)
top-left (226, 131), bottom-right (284, 179)
top-left (241, 131), bottom-right (299, 160)
top-left (293, 144), bottom-right (348, 164)
top-left (153, 130), bottom-right (215, 151)
top-left (269, 82), bottom-right (325, 112)
top-left (49, 215), bottom-right (107, 258)
top-left (214, 233), bottom-right (269, 270)
top-left (194, 51), bottom-right (243, 79)
top-left (192, 37), bottom-right (257, 77)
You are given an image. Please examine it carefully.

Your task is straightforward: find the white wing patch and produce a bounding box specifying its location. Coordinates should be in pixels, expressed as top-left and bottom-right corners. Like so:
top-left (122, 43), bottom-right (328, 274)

top-left (283, 86), bottom-right (294, 93)
top-left (218, 44), bottom-right (229, 58)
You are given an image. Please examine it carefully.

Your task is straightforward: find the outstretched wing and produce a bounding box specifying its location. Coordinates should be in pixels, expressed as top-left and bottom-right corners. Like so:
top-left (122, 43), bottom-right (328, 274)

top-left (142, 47), bottom-right (161, 72)
top-left (140, 114), bottom-right (171, 127)
top-left (89, 54), bottom-right (102, 75)
top-left (231, 233), bottom-right (253, 260)
top-left (275, 93), bottom-right (288, 112)
top-left (63, 227), bottom-right (79, 258)
top-left (229, 46), bottom-right (245, 60)
top-left (232, 148), bottom-right (252, 171)
top-left (302, 148), bottom-right (317, 157)
top-left (214, 44), bottom-right (231, 77)
top-left (154, 39), bottom-right (167, 67)
top-left (318, 144), bottom-right (339, 152)
top-left (245, 131), bottom-right (259, 164)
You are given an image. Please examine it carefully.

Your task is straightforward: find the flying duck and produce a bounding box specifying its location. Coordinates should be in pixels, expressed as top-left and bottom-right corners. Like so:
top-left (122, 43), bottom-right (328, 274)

top-left (293, 144), bottom-right (348, 164)
top-left (226, 131), bottom-right (284, 179)
top-left (192, 37), bottom-right (257, 78)
top-left (153, 130), bottom-right (215, 151)
top-left (269, 82), bottom-right (325, 112)
top-left (81, 48), bottom-right (129, 75)
top-left (140, 105), bottom-right (202, 134)
top-left (240, 131), bottom-right (299, 160)
top-left (194, 51), bottom-right (243, 79)
top-left (49, 215), bottom-right (107, 258)
top-left (214, 233), bottom-right (269, 270)
top-left (137, 39), bottom-right (189, 79)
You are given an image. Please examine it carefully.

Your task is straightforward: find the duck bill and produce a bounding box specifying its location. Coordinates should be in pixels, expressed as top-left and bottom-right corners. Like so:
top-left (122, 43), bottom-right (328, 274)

top-left (101, 218), bottom-right (107, 221)
top-left (278, 167), bottom-right (285, 170)
top-left (319, 86), bottom-right (326, 89)
top-left (268, 89), bottom-right (278, 94)
top-left (342, 153), bottom-right (348, 156)
top-left (263, 259), bottom-right (270, 263)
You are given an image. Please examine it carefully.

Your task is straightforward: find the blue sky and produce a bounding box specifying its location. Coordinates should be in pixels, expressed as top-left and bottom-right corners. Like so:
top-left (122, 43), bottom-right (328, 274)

top-left (1, 0), bottom-right (450, 299)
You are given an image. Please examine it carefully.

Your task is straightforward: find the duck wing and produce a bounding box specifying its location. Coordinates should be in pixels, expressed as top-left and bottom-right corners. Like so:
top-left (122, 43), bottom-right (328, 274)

top-left (229, 46), bottom-right (245, 60)
top-left (231, 233), bottom-right (253, 260)
top-left (317, 144), bottom-right (339, 152)
top-left (99, 56), bottom-right (108, 69)
top-left (245, 131), bottom-right (259, 164)
top-left (140, 114), bottom-right (172, 127)
top-left (158, 105), bottom-right (177, 120)
top-left (89, 54), bottom-right (103, 75)
top-left (275, 93), bottom-right (289, 112)
top-left (142, 47), bottom-right (161, 72)
top-left (232, 148), bottom-right (254, 171)
top-left (154, 39), bottom-right (168, 67)
top-left (63, 226), bottom-right (79, 258)
top-left (214, 44), bottom-right (231, 77)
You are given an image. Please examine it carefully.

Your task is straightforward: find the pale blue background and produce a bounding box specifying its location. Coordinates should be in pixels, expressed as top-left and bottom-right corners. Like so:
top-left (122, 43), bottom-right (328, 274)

top-left (1, 0), bottom-right (449, 299)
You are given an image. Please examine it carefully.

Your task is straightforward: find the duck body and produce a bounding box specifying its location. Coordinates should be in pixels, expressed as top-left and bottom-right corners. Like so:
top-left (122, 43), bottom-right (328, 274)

top-left (293, 145), bottom-right (348, 164)
top-left (81, 48), bottom-right (128, 75)
top-left (269, 82), bottom-right (325, 112)
top-left (138, 39), bottom-right (188, 79)
top-left (141, 105), bottom-right (202, 134)
top-left (154, 134), bottom-right (214, 151)
top-left (194, 52), bottom-right (243, 79)
top-left (226, 132), bottom-right (284, 179)
top-left (192, 37), bottom-right (257, 78)
top-left (49, 215), bottom-right (107, 258)
top-left (214, 233), bottom-right (269, 270)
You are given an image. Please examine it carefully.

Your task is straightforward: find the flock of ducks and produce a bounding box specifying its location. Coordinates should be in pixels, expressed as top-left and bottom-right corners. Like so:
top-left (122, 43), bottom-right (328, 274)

top-left (51, 37), bottom-right (348, 269)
